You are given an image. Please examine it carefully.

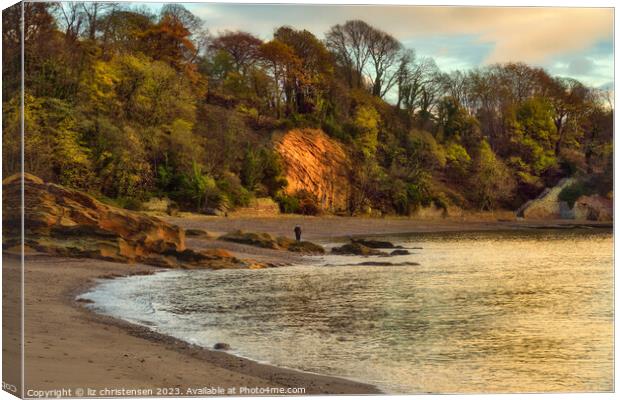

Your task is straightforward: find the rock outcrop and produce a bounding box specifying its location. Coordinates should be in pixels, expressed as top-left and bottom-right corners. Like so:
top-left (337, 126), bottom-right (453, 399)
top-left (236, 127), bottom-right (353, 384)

top-left (351, 238), bottom-right (400, 249)
top-left (573, 195), bottom-right (613, 221)
top-left (516, 178), bottom-right (576, 219)
top-left (275, 129), bottom-right (351, 212)
top-left (219, 230), bottom-right (325, 254)
top-left (516, 178), bottom-right (612, 221)
top-left (2, 174), bottom-right (264, 269)
top-left (331, 242), bottom-right (388, 256)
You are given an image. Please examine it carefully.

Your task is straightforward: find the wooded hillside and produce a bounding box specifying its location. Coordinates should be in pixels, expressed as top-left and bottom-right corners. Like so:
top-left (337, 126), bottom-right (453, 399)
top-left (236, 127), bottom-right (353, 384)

top-left (2, 3), bottom-right (613, 215)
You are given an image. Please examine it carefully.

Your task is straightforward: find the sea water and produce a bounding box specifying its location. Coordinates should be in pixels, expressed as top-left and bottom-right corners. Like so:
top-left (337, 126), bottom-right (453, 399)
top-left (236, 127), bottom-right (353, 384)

top-left (80, 230), bottom-right (613, 394)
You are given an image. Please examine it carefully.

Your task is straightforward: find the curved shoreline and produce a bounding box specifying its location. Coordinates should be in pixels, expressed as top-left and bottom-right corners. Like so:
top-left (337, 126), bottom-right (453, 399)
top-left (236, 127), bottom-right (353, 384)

top-left (9, 217), bottom-right (612, 396)
top-left (7, 252), bottom-right (380, 396)
top-left (74, 268), bottom-right (384, 395)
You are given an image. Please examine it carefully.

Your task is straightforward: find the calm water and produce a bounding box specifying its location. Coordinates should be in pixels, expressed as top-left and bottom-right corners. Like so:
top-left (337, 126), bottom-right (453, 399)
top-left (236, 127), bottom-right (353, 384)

top-left (80, 230), bottom-right (613, 394)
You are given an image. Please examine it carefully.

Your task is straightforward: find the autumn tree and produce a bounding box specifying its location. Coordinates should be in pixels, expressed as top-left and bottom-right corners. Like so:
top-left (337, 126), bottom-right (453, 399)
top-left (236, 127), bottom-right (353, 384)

top-left (209, 30), bottom-right (263, 76)
top-left (274, 26), bottom-right (333, 114)
top-left (259, 39), bottom-right (301, 118)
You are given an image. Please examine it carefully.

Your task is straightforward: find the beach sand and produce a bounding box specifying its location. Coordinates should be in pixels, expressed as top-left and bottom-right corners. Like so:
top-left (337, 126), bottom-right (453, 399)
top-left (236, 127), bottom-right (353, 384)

top-left (4, 216), bottom-right (612, 396)
top-left (6, 252), bottom-right (378, 396)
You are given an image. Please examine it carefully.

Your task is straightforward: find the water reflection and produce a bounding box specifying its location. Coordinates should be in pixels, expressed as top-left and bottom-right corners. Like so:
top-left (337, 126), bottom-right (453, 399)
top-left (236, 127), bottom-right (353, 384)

top-left (83, 230), bottom-right (613, 394)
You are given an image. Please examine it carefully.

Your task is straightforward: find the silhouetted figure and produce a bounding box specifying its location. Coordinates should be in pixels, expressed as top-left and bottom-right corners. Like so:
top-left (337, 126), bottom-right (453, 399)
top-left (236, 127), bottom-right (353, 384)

top-left (294, 225), bottom-right (302, 242)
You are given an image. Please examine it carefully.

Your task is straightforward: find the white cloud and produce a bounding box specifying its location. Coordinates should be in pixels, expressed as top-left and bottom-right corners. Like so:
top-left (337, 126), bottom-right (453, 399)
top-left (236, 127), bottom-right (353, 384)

top-left (187, 5), bottom-right (612, 65)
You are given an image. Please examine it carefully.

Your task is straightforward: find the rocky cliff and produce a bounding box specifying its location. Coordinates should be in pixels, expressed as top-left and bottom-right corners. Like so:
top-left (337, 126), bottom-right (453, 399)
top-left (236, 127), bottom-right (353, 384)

top-left (275, 129), bottom-right (351, 212)
top-left (516, 178), bottom-right (612, 221)
top-left (2, 174), bottom-right (262, 269)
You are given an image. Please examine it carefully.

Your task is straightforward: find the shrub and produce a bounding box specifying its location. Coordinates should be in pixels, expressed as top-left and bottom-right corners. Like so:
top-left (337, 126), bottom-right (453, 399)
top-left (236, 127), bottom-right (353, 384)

top-left (558, 180), bottom-right (597, 208)
top-left (217, 172), bottom-right (252, 208)
top-left (275, 193), bottom-right (300, 213)
top-left (298, 198), bottom-right (320, 216)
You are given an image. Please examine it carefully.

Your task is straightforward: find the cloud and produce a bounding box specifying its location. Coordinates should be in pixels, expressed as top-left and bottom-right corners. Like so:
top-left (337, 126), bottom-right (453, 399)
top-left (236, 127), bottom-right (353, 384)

top-left (176, 3), bottom-right (614, 86)
top-left (568, 57), bottom-right (596, 75)
top-left (543, 40), bottom-right (613, 87)
top-left (186, 5), bottom-right (612, 65)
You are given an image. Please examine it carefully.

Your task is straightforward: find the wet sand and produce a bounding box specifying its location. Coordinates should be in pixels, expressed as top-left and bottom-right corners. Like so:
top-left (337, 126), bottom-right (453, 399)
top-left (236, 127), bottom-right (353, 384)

top-left (5, 216), bottom-right (612, 396)
top-left (5, 252), bottom-right (378, 396)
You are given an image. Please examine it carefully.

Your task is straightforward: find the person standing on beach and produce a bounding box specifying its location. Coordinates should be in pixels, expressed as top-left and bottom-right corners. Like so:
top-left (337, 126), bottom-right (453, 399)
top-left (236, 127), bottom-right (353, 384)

top-left (294, 225), bottom-right (302, 242)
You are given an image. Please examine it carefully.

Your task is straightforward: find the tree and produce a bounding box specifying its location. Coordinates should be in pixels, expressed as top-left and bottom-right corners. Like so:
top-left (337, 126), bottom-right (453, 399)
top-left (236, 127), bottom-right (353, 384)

top-left (366, 27), bottom-right (402, 98)
top-left (139, 12), bottom-right (199, 79)
top-left (508, 97), bottom-right (557, 175)
top-left (396, 52), bottom-right (439, 125)
top-left (325, 20), bottom-right (372, 89)
top-left (274, 26), bottom-right (333, 114)
top-left (259, 39), bottom-right (301, 118)
top-left (468, 141), bottom-right (515, 210)
top-left (81, 2), bottom-right (118, 40)
top-left (547, 77), bottom-right (591, 155)
top-left (209, 31), bottom-right (263, 76)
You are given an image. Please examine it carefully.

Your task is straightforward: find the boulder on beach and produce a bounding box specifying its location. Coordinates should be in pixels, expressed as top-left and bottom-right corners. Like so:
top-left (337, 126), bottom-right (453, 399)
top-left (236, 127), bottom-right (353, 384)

top-left (185, 228), bottom-right (214, 238)
top-left (220, 230), bottom-right (325, 254)
top-left (390, 249), bottom-right (411, 256)
top-left (220, 230), bottom-right (280, 249)
top-left (278, 237), bottom-right (326, 254)
top-left (2, 173), bottom-right (262, 270)
top-left (331, 242), bottom-right (388, 256)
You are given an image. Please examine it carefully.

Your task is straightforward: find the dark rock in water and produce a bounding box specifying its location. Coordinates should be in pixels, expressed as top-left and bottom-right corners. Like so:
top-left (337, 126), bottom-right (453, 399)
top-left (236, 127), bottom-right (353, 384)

top-left (213, 343), bottom-right (230, 350)
top-left (351, 238), bottom-right (397, 248)
top-left (348, 261), bottom-right (419, 267)
top-left (220, 230), bottom-right (325, 254)
top-left (331, 242), bottom-right (387, 256)
top-left (390, 249), bottom-right (411, 256)
top-left (185, 228), bottom-right (212, 238)
top-left (2, 173), bottom-right (263, 270)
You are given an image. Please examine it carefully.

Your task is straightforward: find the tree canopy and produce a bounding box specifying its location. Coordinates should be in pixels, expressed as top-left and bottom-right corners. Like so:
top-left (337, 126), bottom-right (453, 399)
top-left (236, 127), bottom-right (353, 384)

top-left (3, 3), bottom-right (613, 215)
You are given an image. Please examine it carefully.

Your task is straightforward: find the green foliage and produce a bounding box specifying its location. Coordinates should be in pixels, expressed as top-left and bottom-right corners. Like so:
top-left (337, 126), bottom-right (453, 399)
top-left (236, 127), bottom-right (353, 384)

top-left (558, 175), bottom-right (611, 208)
top-left (468, 141), bottom-right (516, 210)
top-left (437, 97), bottom-right (481, 148)
top-left (274, 190), bottom-right (320, 215)
top-left (216, 172), bottom-right (252, 208)
top-left (508, 97), bottom-right (558, 175)
top-left (275, 193), bottom-right (301, 214)
top-left (558, 181), bottom-right (592, 208)
top-left (353, 105), bottom-right (380, 158)
top-left (259, 148), bottom-right (288, 196)
top-left (180, 162), bottom-right (216, 211)
top-left (445, 142), bottom-right (471, 179)
top-left (7, 7), bottom-right (610, 216)
top-left (240, 147), bottom-right (262, 191)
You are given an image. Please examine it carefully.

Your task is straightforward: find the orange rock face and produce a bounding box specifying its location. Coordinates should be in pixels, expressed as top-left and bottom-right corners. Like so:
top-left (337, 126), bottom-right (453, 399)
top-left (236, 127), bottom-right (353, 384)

top-left (2, 174), bottom-right (262, 269)
top-left (275, 129), bottom-right (351, 212)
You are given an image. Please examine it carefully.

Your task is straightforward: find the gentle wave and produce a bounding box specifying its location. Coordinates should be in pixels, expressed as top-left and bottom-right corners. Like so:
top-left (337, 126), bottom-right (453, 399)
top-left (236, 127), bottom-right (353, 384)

top-left (79, 230), bottom-right (613, 394)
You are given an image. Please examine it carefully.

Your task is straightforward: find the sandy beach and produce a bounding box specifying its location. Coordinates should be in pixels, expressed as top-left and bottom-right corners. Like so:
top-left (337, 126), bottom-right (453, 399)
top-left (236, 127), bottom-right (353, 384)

top-left (5, 216), bottom-right (612, 396)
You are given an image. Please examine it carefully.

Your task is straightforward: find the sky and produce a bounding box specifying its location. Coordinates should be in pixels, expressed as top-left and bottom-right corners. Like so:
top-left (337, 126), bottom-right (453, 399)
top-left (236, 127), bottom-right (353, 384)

top-left (153, 4), bottom-right (614, 89)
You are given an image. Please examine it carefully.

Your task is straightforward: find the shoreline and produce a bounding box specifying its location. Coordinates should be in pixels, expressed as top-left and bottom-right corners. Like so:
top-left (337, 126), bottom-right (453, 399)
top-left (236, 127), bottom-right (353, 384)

top-left (8, 252), bottom-right (380, 396)
top-left (10, 216), bottom-right (613, 396)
